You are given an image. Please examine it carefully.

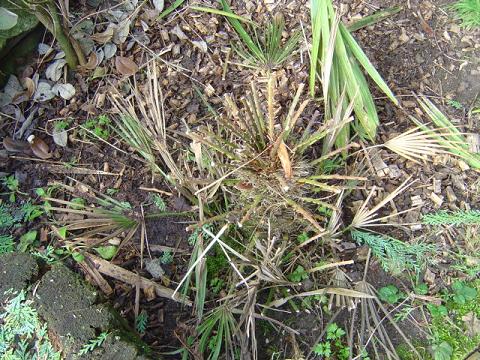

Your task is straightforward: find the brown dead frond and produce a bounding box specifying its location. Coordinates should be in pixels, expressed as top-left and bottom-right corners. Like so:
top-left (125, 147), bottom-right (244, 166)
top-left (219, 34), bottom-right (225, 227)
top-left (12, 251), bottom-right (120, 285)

top-left (351, 280), bottom-right (420, 359)
top-left (109, 60), bottom-right (196, 200)
top-left (43, 180), bottom-right (139, 248)
top-left (384, 126), bottom-right (451, 163)
top-left (350, 177), bottom-right (415, 229)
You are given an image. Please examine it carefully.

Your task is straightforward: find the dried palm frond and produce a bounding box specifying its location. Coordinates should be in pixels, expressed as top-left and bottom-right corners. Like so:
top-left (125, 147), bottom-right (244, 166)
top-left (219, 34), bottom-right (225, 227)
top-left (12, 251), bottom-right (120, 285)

top-left (328, 268), bottom-right (356, 311)
top-left (383, 126), bottom-right (451, 163)
top-left (43, 180), bottom-right (139, 248)
top-left (109, 60), bottom-right (196, 200)
top-left (351, 280), bottom-right (419, 359)
top-left (350, 177), bottom-right (414, 229)
top-left (411, 95), bottom-right (480, 169)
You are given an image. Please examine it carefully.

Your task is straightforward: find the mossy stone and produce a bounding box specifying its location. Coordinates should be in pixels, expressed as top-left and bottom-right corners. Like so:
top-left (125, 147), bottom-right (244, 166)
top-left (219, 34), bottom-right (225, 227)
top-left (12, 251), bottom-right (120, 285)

top-left (0, 252), bottom-right (38, 302)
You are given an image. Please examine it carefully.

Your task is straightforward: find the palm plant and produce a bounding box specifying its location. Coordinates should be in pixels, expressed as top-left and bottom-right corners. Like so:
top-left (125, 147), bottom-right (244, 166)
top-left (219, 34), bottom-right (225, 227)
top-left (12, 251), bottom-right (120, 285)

top-left (193, 1), bottom-right (300, 71)
top-left (309, 0), bottom-right (398, 148)
top-left (42, 180), bottom-right (139, 248)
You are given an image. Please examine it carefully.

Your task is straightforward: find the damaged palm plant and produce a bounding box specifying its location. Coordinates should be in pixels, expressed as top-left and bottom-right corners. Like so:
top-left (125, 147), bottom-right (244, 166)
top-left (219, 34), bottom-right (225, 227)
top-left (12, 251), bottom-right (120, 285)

top-left (41, 180), bottom-right (139, 250)
top-left (109, 62), bottom-right (198, 203)
top-left (310, 0), bottom-right (398, 149)
top-left (177, 221), bottom-right (372, 360)
top-left (189, 74), bottom-right (356, 233)
top-left (178, 77), bottom-right (373, 359)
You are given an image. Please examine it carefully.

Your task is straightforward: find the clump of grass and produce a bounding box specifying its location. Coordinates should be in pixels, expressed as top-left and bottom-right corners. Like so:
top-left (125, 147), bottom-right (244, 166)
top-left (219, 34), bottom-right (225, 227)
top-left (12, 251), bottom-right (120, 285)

top-left (309, 0), bottom-right (398, 147)
top-left (193, 1), bottom-right (300, 71)
top-left (41, 180), bottom-right (139, 248)
top-left (451, 0), bottom-right (480, 29)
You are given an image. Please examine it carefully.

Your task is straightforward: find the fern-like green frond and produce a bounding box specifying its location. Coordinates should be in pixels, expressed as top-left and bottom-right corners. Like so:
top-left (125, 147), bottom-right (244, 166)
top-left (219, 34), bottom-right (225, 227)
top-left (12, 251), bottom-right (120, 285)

top-left (351, 230), bottom-right (435, 275)
top-left (423, 210), bottom-right (480, 226)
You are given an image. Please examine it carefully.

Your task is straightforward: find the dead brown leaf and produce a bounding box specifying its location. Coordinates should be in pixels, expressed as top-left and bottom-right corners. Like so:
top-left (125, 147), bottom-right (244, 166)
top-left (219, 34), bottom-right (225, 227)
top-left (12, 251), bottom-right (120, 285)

top-left (3, 137), bottom-right (30, 153)
top-left (278, 140), bottom-right (292, 179)
top-left (29, 136), bottom-right (52, 159)
top-left (22, 77), bottom-right (35, 98)
top-left (115, 56), bottom-right (139, 76)
top-left (81, 52), bottom-right (98, 71)
top-left (91, 26), bottom-right (114, 44)
top-left (462, 312), bottom-right (480, 337)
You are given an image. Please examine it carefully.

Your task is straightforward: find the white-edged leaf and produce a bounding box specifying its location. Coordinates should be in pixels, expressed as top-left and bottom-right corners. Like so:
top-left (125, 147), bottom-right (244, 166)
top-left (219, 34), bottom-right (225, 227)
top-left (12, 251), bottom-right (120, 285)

top-left (152, 0), bottom-right (164, 11)
top-left (103, 43), bottom-right (117, 59)
top-left (0, 7), bottom-right (18, 30)
top-left (52, 83), bottom-right (76, 100)
top-left (38, 43), bottom-right (53, 55)
top-left (45, 59), bottom-right (67, 81)
top-left (52, 127), bottom-right (68, 147)
top-left (33, 82), bottom-right (55, 102)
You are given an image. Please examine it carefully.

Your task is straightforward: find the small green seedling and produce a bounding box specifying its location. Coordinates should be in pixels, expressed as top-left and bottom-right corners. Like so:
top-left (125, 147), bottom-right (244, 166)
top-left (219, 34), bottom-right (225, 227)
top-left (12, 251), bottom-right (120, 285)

top-left (313, 323), bottom-right (350, 359)
top-left (288, 265), bottom-right (309, 283)
top-left (297, 231), bottom-right (309, 244)
top-left (378, 285), bottom-right (406, 304)
top-left (82, 114), bottom-right (111, 140)
top-left (0, 234), bottom-right (15, 254)
top-left (447, 99), bottom-right (463, 110)
top-left (451, 281), bottom-right (477, 305)
top-left (160, 250), bottom-right (173, 264)
top-left (152, 194), bottom-right (166, 212)
top-left (18, 230), bottom-right (37, 252)
top-left (136, 310), bottom-right (148, 334)
top-left (414, 283), bottom-right (429, 295)
top-left (210, 277), bottom-right (225, 294)
top-left (1, 175), bottom-right (20, 202)
top-left (432, 341), bottom-right (453, 360)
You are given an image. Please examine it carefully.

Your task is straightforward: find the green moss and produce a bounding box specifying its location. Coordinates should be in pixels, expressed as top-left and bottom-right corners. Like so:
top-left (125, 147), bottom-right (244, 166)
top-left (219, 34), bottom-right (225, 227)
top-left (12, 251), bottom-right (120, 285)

top-left (429, 280), bottom-right (480, 359)
top-left (0, 252), bottom-right (38, 303)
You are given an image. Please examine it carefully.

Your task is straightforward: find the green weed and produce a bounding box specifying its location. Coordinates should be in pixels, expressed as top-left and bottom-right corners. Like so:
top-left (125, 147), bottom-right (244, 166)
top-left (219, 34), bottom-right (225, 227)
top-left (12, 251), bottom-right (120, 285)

top-left (136, 310), bottom-right (148, 334)
top-left (377, 284), bottom-right (406, 304)
top-left (313, 323), bottom-right (350, 359)
top-left (81, 114), bottom-right (111, 140)
top-left (0, 235), bottom-right (14, 254)
top-left (78, 331), bottom-right (109, 355)
top-left (160, 250), bottom-right (173, 265)
top-left (451, 0), bottom-right (480, 29)
top-left (428, 280), bottom-right (480, 359)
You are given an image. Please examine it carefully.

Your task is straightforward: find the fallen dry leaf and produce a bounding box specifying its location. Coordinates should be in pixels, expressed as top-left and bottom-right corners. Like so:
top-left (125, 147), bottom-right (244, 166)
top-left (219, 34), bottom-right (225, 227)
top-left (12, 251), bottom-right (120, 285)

top-left (22, 77), bottom-right (35, 98)
top-left (3, 137), bottom-right (30, 153)
top-left (28, 136), bottom-right (52, 159)
top-left (81, 52), bottom-right (98, 71)
top-left (91, 26), bottom-right (114, 44)
top-left (278, 140), bottom-right (292, 179)
top-left (462, 312), bottom-right (480, 337)
top-left (115, 56), bottom-right (139, 76)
